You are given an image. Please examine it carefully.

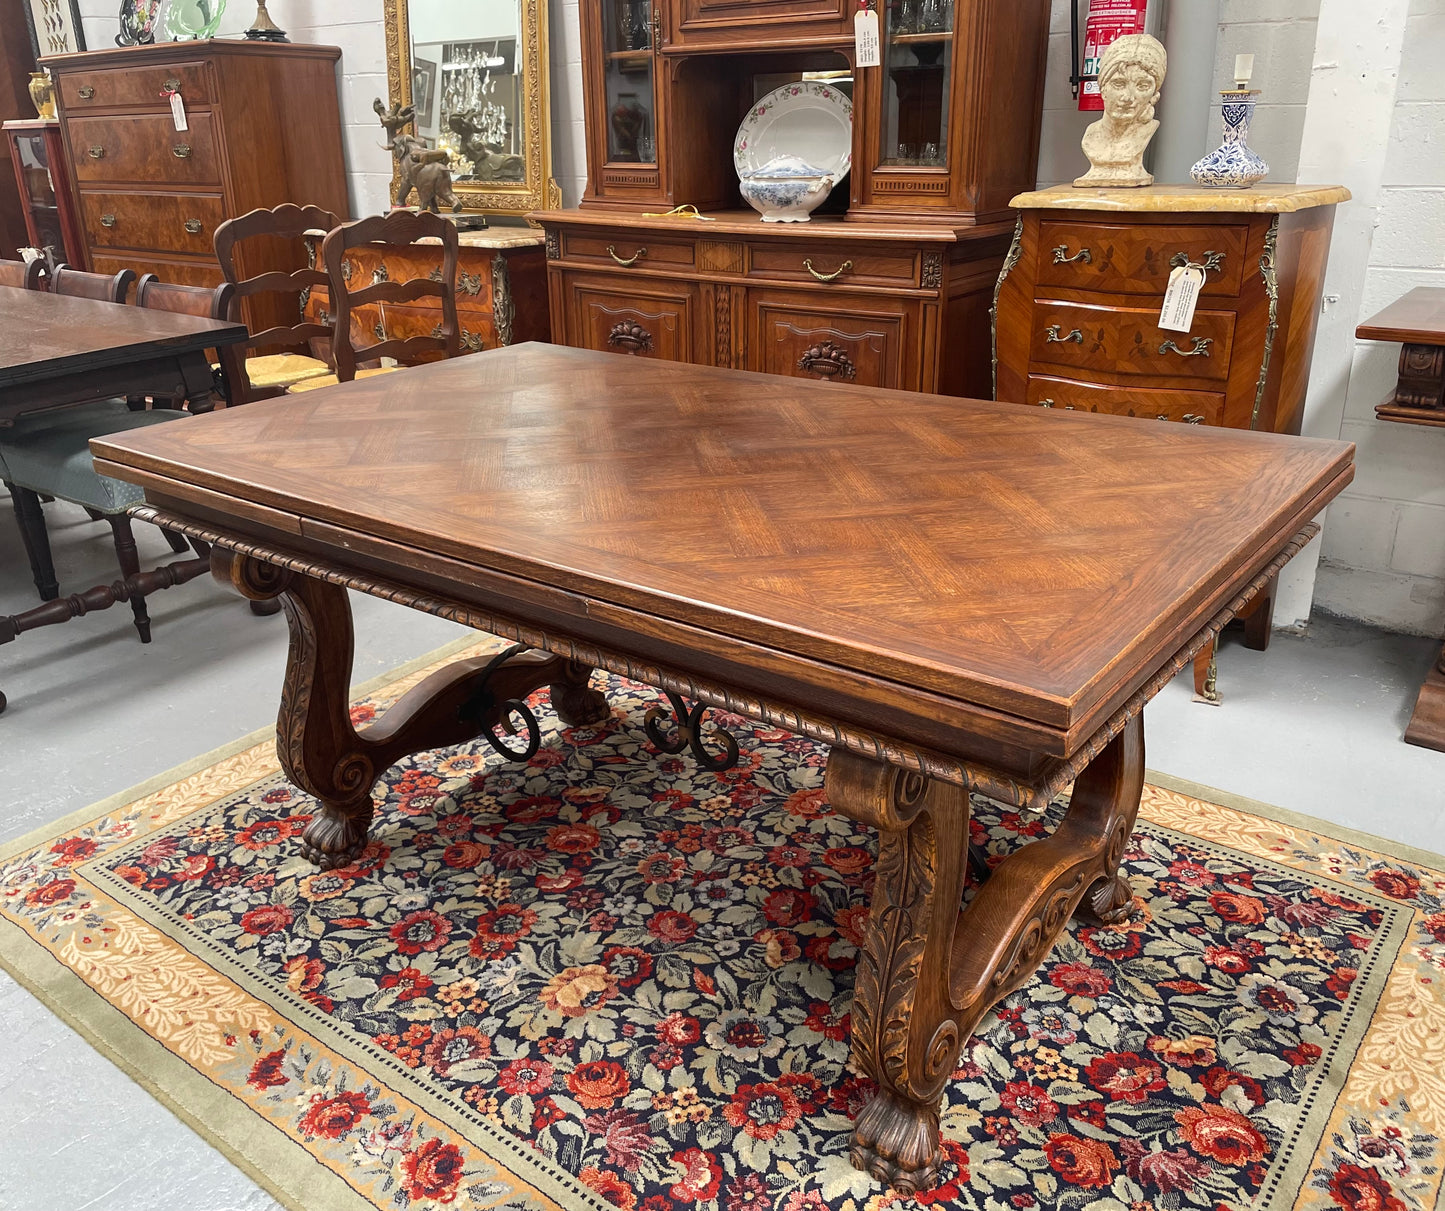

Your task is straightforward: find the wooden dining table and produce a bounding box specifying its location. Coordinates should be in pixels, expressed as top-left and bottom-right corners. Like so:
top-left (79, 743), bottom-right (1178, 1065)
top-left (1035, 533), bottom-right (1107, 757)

top-left (92, 343), bottom-right (1354, 1192)
top-left (0, 284), bottom-right (249, 713)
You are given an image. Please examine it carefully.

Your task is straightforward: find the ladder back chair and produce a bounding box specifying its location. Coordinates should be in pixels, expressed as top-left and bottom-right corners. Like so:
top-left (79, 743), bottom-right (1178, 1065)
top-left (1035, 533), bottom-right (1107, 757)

top-left (290, 210), bottom-right (460, 393)
top-left (212, 203), bottom-right (342, 400)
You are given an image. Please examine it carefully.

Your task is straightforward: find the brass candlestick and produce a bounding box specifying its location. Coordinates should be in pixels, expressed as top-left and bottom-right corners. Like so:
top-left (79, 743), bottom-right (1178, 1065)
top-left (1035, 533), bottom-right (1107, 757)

top-left (244, 0), bottom-right (288, 41)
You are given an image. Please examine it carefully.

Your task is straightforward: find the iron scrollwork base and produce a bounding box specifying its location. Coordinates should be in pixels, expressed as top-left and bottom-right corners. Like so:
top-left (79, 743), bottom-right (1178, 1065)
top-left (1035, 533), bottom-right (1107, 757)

top-left (458, 642), bottom-right (543, 762)
top-left (644, 691), bottom-right (740, 771)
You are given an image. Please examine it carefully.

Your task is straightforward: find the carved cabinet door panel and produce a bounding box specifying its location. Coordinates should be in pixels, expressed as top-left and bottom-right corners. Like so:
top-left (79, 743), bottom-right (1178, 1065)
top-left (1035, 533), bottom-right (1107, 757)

top-left (746, 288), bottom-right (913, 390)
top-left (564, 270), bottom-right (700, 363)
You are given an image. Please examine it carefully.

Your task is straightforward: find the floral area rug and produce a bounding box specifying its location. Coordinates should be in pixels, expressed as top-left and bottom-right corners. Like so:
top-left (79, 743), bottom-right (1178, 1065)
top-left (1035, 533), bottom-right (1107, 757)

top-left (3, 637), bottom-right (1444, 1211)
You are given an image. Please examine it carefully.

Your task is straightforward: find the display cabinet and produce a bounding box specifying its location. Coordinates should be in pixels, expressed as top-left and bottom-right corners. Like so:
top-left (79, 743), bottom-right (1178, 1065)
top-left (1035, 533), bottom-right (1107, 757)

top-left (543, 0), bottom-right (1051, 396)
top-left (2, 118), bottom-right (84, 263)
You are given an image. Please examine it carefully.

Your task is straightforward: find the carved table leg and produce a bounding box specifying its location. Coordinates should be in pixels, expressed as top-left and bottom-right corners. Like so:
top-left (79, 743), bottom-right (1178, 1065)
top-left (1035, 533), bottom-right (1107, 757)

top-left (830, 712), bottom-right (1146, 1193)
top-left (211, 551), bottom-right (612, 869)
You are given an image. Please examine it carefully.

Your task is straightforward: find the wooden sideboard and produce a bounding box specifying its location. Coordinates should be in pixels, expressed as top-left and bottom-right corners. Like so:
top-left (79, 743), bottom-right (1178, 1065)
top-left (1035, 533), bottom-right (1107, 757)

top-left (994, 184), bottom-right (1349, 697)
top-left (304, 228), bottom-right (551, 357)
top-left (1356, 287), bottom-right (1445, 750)
top-left (536, 0), bottom-right (1050, 396)
top-left (540, 209), bottom-right (1011, 396)
top-left (39, 40), bottom-right (348, 291)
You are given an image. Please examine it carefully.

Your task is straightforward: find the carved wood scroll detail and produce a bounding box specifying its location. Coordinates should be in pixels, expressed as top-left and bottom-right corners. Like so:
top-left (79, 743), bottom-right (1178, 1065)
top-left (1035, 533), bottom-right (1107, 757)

top-left (715, 289), bottom-right (732, 368)
top-left (607, 320), bottom-right (653, 354)
top-left (545, 229), bottom-right (560, 259)
top-left (798, 340), bottom-right (857, 380)
top-left (921, 251), bottom-right (943, 289)
top-left (1398, 343), bottom-right (1445, 410)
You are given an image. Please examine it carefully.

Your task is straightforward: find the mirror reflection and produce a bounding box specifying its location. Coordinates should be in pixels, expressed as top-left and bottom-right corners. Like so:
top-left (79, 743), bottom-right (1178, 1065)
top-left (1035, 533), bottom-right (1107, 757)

top-left (408, 0), bottom-right (526, 184)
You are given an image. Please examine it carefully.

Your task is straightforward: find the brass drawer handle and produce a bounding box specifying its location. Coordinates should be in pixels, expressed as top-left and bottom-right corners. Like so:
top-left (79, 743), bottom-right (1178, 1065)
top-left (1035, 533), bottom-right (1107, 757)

top-left (173, 143), bottom-right (192, 158)
top-left (1170, 250), bottom-right (1225, 274)
top-left (1159, 336), bottom-right (1213, 358)
top-left (803, 258), bottom-right (852, 283)
top-left (183, 218), bottom-right (203, 234)
top-left (606, 244), bottom-right (646, 266)
top-left (99, 213), bottom-right (116, 227)
top-left (163, 77), bottom-right (182, 93)
top-left (1051, 244), bottom-right (1092, 265)
top-left (1038, 398), bottom-right (1053, 407)
top-left (77, 85), bottom-right (96, 100)
top-left (1182, 413), bottom-right (1206, 424)
top-left (1044, 324), bottom-right (1083, 344)
top-left (87, 146), bottom-right (105, 159)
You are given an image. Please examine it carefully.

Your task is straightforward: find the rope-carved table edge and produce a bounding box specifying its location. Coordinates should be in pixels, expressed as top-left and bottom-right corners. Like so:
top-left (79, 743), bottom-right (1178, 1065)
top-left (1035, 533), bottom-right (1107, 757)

top-left (133, 505), bottom-right (1317, 812)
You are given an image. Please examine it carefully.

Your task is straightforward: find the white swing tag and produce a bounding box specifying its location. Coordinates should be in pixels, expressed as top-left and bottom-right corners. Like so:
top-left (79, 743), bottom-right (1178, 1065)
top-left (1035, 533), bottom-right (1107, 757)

top-left (854, 7), bottom-right (881, 67)
top-left (1159, 264), bottom-right (1204, 333)
top-left (170, 90), bottom-right (188, 131)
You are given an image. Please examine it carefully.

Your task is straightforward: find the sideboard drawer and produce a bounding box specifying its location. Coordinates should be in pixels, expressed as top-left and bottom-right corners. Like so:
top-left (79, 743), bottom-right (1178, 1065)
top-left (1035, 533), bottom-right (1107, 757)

top-left (747, 287), bottom-right (912, 390)
top-left (562, 270), bottom-right (701, 363)
top-left (1037, 221), bottom-right (1247, 298)
top-left (1026, 374), bottom-right (1225, 426)
top-left (1030, 299), bottom-right (1235, 383)
top-left (69, 112), bottom-right (220, 185)
top-left (89, 251), bottom-right (223, 289)
top-left (81, 189), bottom-right (225, 255)
top-left (58, 60), bottom-right (211, 110)
top-left (561, 231), bottom-right (695, 271)
top-left (746, 243), bottom-right (919, 289)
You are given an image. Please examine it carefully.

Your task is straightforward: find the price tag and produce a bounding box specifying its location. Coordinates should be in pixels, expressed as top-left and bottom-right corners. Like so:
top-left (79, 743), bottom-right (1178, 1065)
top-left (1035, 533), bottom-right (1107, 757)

top-left (854, 6), bottom-right (881, 67)
top-left (1159, 264), bottom-right (1204, 333)
top-left (169, 90), bottom-right (188, 132)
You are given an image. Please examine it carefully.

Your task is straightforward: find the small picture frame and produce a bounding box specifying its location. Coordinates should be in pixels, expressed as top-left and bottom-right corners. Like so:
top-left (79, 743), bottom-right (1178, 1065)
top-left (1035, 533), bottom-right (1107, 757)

top-left (22, 0), bottom-right (87, 58)
top-left (412, 57), bottom-right (438, 131)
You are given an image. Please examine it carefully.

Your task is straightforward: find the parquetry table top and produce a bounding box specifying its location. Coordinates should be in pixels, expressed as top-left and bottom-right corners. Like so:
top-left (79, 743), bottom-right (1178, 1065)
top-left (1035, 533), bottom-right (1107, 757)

top-left (92, 343), bottom-right (1354, 747)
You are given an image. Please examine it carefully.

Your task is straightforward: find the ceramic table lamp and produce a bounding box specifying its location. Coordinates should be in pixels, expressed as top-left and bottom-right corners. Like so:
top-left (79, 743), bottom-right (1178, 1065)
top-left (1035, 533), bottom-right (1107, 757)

top-left (1192, 55), bottom-right (1269, 188)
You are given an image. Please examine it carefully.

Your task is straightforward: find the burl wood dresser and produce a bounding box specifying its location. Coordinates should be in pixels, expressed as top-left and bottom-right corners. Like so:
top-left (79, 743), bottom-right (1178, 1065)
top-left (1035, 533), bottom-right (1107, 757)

top-left (39, 40), bottom-right (348, 288)
top-left (994, 184), bottom-right (1349, 695)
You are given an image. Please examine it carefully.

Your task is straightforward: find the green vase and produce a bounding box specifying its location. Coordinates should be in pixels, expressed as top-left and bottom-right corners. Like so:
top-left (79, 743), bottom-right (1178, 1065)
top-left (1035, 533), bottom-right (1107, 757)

top-left (163, 0), bottom-right (226, 40)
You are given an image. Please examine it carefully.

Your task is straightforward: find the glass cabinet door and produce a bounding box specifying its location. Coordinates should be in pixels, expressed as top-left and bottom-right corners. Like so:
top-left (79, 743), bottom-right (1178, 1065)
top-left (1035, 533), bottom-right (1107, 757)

top-left (879, 0), bottom-right (953, 168)
top-left (8, 130), bottom-right (66, 254)
top-left (603, 0), bottom-right (657, 163)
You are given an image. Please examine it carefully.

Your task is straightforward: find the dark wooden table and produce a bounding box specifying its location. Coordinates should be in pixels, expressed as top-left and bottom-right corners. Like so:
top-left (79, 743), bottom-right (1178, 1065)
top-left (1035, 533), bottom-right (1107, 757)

top-left (0, 284), bottom-right (247, 423)
top-left (0, 285), bottom-right (249, 714)
top-left (1357, 287), bottom-right (1445, 748)
top-left (92, 344), bottom-right (1354, 1193)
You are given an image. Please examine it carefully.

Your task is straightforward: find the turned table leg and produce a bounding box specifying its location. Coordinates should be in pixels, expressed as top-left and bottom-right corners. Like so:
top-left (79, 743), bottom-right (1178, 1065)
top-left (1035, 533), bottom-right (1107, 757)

top-left (830, 713), bottom-right (1145, 1193)
top-left (212, 551), bottom-right (611, 869)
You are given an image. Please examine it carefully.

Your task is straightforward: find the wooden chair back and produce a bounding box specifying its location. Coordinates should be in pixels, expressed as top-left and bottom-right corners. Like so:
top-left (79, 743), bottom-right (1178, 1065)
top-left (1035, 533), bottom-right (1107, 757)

top-left (135, 274), bottom-right (248, 406)
top-left (320, 210), bottom-right (460, 383)
top-left (212, 202), bottom-right (338, 346)
top-left (0, 258), bottom-right (47, 291)
top-left (50, 264), bottom-right (135, 303)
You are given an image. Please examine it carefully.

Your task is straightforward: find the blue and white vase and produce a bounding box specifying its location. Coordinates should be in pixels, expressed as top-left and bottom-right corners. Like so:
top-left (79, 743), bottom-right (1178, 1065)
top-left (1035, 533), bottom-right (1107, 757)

top-left (1191, 90), bottom-right (1268, 189)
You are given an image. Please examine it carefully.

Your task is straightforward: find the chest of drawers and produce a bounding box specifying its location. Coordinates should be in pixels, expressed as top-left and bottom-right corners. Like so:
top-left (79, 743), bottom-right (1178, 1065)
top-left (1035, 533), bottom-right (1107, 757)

top-left (993, 184), bottom-right (1349, 694)
top-left (39, 41), bottom-right (348, 294)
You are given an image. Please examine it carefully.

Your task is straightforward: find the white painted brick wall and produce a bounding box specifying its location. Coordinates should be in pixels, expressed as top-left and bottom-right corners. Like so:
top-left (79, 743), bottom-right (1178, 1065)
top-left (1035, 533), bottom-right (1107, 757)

top-left (1313, 0), bottom-right (1445, 636)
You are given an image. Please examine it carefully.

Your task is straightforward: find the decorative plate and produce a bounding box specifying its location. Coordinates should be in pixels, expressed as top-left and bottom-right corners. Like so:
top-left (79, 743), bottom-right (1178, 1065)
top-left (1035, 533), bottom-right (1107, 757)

top-left (733, 81), bottom-right (852, 182)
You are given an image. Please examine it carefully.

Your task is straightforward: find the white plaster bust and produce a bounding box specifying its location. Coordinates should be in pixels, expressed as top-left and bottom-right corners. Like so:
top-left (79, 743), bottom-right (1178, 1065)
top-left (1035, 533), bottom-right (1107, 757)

top-left (1075, 33), bottom-right (1168, 188)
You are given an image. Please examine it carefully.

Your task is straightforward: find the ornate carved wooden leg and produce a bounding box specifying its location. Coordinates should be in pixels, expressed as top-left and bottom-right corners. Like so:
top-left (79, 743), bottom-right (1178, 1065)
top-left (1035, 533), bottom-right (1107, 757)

top-left (826, 751), bottom-right (971, 1194)
top-left (1192, 638), bottom-right (1220, 705)
top-left (548, 659), bottom-right (610, 726)
top-left (830, 713), bottom-right (1147, 1194)
top-left (211, 550), bottom-right (615, 869)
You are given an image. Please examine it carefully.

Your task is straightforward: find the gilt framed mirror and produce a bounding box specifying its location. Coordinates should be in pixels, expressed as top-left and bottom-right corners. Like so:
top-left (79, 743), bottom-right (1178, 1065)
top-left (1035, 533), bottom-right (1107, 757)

top-left (384, 0), bottom-right (560, 216)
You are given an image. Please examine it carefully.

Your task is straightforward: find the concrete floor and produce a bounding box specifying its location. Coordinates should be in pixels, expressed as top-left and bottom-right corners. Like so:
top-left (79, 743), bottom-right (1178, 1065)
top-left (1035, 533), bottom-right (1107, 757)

top-left (1, 495), bottom-right (1442, 1210)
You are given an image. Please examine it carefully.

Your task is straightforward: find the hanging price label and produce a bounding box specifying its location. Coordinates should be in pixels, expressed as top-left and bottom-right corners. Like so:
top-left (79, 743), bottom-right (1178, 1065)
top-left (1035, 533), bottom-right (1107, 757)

top-left (854, 5), bottom-right (881, 67)
top-left (168, 90), bottom-right (188, 132)
top-left (1159, 264), bottom-right (1204, 333)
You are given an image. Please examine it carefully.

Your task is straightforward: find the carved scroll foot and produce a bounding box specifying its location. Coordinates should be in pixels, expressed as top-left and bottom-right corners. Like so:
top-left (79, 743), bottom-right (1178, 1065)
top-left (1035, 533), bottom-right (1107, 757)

top-left (1081, 872), bottom-right (1135, 925)
top-left (300, 803), bottom-right (375, 869)
top-left (549, 661), bottom-right (610, 727)
top-left (825, 750), bottom-right (971, 1193)
top-left (850, 1093), bottom-right (942, 1194)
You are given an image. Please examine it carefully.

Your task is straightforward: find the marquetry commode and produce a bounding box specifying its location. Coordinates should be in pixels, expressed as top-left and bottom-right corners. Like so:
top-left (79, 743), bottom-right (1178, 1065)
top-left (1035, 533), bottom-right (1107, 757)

top-left (993, 184), bottom-right (1349, 697)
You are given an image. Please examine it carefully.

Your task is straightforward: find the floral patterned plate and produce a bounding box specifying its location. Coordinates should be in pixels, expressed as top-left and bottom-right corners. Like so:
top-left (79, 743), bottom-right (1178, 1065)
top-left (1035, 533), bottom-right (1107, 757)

top-left (733, 81), bottom-right (852, 183)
